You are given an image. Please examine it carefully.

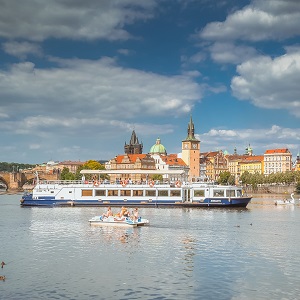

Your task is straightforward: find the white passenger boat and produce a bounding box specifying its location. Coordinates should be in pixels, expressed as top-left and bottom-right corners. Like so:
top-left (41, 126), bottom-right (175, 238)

top-left (275, 193), bottom-right (295, 205)
top-left (89, 216), bottom-right (149, 227)
top-left (20, 170), bottom-right (252, 208)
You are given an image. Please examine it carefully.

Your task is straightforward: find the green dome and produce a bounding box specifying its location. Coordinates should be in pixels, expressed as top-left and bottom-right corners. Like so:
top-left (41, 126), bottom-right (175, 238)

top-left (149, 138), bottom-right (167, 154)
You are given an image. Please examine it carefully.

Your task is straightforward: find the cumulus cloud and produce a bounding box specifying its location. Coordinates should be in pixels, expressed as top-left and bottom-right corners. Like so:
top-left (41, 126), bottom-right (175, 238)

top-left (0, 0), bottom-right (157, 41)
top-left (2, 41), bottom-right (42, 59)
top-left (201, 125), bottom-right (300, 155)
top-left (231, 50), bottom-right (300, 117)
top-left (0, 56), bottom-right (202, 136)
top-left (209, 42), bottom-right (258, 64)
top-left (200, 0), bottom-right (300, 42)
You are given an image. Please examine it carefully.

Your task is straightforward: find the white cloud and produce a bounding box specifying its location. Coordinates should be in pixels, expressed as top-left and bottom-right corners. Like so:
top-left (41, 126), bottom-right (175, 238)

top-left (201, 125), bottom-right (300, 155)
top-left (2, 41), bottom-right (42, 59)
top-left (200, 0), bottom-right (300, 42)
top-left (0, 57), bottom-right (202, 136)
top-left (0, 0), bottom-right (157, 41)
top-left (231, 50), bottom-right (300, 117)
top-left (209, 42), bottom-right (258, 64)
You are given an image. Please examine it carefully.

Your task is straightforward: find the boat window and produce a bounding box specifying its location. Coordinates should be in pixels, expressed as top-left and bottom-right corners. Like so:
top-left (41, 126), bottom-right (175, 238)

top-left (133, 190), bottom-right (143, 197)
top-left (170, 190), bottom-right (181, 197)
top-left (107, 190), bottom-right (118, 196)
top-left (82, 190), bottom-right (93, 196)
top-left (120, 190), bottom-right (131, 196)
top-left (236, 189), bottom-right (242, 197)
top-left (158, 190), bottom-right (168, 197)
top-left (194, 189), bottom-right (205, 197)
top-left (145, 190), bottom-right (156, 197)
top-left (213, 189), bottom-right (224, 197)
top-left (95, 190), bottom-right (105, 196)
top-left (226, 190), bottom-right (236, 197)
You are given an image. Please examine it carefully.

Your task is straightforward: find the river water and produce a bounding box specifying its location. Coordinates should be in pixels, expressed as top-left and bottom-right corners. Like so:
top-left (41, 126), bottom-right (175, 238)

top-left (1, 194), bottom-right (300, 300)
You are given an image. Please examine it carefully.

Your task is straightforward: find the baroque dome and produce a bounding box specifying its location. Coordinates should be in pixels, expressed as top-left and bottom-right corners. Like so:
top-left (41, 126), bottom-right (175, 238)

top-left (149, 138), bottom-right (167, 154)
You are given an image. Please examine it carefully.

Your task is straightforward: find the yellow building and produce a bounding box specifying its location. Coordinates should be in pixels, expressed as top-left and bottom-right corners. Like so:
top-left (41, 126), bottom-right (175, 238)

top-left (201, 150), bottom-right (227, 181)
top-left (239, 156), bottom-right (264, 175)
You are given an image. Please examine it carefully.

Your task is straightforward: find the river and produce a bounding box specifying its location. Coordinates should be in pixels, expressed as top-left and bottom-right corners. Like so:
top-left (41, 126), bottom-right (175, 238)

top-left (1, 194), bottom-right (299, 300)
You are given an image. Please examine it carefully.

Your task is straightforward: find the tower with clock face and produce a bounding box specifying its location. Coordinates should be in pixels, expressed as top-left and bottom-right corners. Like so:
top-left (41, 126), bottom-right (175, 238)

top-left (181, 116), bottom-right (200, 181)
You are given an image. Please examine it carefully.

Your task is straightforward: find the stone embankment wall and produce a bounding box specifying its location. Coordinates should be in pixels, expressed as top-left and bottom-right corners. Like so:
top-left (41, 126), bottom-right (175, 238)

top-left (244, 184), bottom-right (296, 195)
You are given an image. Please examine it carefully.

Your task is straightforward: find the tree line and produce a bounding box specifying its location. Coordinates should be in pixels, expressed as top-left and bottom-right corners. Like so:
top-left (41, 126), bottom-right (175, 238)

top-left (0, 162), bottom-right (36, 172)
top-left (218, 170), bottom-right (300, 193)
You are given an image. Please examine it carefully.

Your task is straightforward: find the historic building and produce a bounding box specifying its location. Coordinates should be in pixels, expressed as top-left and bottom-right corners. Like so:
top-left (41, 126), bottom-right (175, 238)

top-left (239, 155), bottom-right (264, 175)
top-left (107, 154), bottom-right (156, 182)
top-left (295, 152), bottom-right (300, 171)
top-left (201, 150), bottom-right (227, 182)
top-left (124, 130), bottom-right (143, 154)
top-left (264, 148), bottom-right (292, 175)
top-left (149, 138), bottom-right (167, 155)
top-left (181, 116), bottom-right (200, 181)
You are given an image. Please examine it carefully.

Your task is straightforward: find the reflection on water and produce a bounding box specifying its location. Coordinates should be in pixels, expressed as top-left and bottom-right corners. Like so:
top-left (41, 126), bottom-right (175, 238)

top-left (1, 195), bottom-right (300, 299)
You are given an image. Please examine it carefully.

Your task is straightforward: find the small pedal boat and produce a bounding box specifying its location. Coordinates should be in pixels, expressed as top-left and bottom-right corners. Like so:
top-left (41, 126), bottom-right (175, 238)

top-left (89, 215), bottom-right (149, 227)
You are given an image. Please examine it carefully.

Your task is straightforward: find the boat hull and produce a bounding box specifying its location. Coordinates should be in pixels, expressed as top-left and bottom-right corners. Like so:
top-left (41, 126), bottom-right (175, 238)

top-left (88, 216), bottom-right (149, 227)
top-left (20, 196), bottom-right (251, 208)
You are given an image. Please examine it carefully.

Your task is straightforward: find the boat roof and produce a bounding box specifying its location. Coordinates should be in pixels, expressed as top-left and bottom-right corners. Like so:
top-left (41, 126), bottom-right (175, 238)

top-left (80, 169), bottom-right (186, 175)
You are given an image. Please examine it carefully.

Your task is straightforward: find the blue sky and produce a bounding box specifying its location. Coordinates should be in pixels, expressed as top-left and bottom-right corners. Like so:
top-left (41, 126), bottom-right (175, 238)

top-left (0, 0), bottom-right (299, 164)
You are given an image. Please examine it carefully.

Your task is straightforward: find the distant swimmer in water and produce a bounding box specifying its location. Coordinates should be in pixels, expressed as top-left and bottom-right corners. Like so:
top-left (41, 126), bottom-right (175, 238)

top-left (1, 261), bottom-right (5, 268)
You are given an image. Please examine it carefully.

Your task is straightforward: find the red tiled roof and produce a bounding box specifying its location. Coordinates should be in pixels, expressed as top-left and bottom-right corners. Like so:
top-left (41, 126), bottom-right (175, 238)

top-left (265, 148), bottom-right (290, 154)
top-left (115, 154), bottom-right (147, 164)
top-left (242, 155), bottom-right (264, 163)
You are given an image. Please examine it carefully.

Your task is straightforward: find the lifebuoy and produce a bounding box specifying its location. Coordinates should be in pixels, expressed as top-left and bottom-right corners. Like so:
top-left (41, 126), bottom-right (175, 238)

top-left (94, 181), bottom-right (99, 186)
top-left (122, 181), bottom-right (127, 187)
top-left (149, 180), bottom-right (154, 187)
top-left (84, 181), bottom-right (88, 184)
top-left (175, 181), bottom-right (181, 187)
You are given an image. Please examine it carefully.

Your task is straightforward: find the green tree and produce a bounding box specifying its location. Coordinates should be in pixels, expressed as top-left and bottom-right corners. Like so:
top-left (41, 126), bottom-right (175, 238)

top-left (75, 160), bottom-right (107, 180)
top-left (60, 167), bottom-right (75, 180)
top-left (218, 171), bottom-right (233, 185)
top-left (152, 174), bottom-right (163, 182)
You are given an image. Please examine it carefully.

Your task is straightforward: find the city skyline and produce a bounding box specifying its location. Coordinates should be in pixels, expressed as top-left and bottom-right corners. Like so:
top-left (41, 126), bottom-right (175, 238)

top-left (0, 0), bottom-right (300, 164)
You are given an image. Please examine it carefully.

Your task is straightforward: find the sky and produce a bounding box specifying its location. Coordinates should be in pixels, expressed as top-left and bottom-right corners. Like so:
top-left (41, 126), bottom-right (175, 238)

top-left (0, 0), bottom-right (300, 164)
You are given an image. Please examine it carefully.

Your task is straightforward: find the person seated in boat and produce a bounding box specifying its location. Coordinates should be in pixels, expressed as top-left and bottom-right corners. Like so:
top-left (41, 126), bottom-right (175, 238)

top-left (131, 207), bottom-right (139, 221)
top-left (115, 206), bottom-right (128, 218)
top-left (122, 207), bottom-right (130, 217)
top-left (102, 206), bottom-right (113, 218)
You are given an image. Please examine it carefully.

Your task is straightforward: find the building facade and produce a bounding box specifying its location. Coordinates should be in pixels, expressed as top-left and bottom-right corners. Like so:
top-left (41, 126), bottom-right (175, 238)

top-left (264, 148), bottom-right (292, 175)
top-left (124, 130), bottom-right (143, 154)
top-left (181, 116), bottom-right (200, 182)
top-left (201, 150), bottom-right (227, 181)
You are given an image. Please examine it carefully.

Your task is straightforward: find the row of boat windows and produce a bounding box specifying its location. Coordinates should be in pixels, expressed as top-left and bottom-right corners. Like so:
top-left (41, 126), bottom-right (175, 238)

top-left (81, 189), bottom-right (181, 197)
top-left (77, 189), bottom-right (241, 197)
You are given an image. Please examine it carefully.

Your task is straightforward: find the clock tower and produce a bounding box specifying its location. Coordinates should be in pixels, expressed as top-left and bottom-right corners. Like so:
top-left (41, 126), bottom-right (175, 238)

top-left (181, 116), bottom-right (200, 181)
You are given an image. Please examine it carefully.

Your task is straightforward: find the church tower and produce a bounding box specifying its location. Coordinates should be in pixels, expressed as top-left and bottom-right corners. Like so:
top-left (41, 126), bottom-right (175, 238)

top-left (124, 130), bottom-right (143, 154)
top-left (181, 116), bottom-right (200, 181)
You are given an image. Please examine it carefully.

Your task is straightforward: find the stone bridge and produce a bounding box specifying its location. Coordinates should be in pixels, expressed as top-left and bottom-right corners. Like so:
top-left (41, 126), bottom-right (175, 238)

top-left (0, 171), bottom-right (59, 190)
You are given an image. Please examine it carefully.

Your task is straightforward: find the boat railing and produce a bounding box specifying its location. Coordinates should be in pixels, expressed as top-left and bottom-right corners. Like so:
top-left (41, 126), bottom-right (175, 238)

top-left (36, 179), bottom-right (186, 188)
